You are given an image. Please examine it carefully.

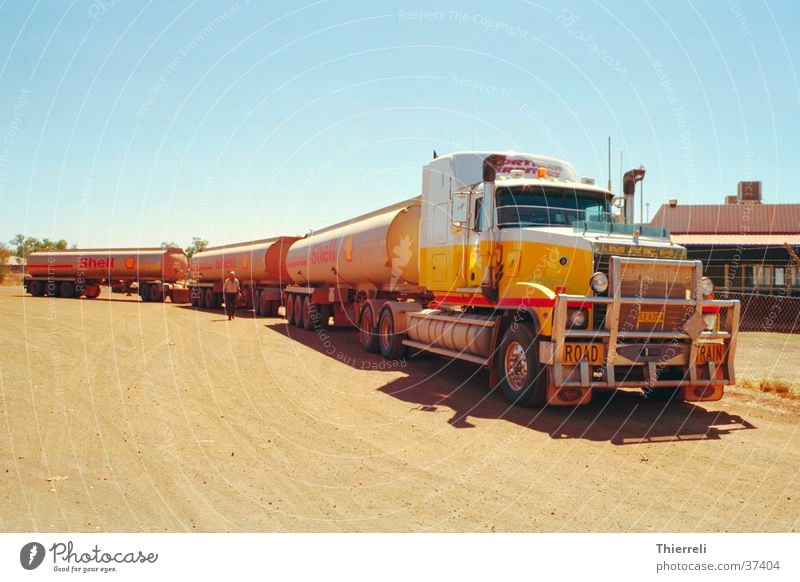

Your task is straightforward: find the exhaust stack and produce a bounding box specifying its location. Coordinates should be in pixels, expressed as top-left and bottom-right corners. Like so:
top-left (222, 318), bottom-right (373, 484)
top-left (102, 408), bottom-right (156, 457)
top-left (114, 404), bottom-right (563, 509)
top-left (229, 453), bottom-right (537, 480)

top-left (622, 166), bottom-right (646, 224)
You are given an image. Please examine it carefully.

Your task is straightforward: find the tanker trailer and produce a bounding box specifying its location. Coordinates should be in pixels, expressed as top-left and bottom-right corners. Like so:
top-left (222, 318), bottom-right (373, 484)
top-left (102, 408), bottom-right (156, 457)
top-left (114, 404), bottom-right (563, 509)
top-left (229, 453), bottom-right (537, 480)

top-left (188, 236), bottom-right (299, 315)
top-left (283, 197), bottom-right (428, 333)
top-left (24, 247), bottom-right (188, 301)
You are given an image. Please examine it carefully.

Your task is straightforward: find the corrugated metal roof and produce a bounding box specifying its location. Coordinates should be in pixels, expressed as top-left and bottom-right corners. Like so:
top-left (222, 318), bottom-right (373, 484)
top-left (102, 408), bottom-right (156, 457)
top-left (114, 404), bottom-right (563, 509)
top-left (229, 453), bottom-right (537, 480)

top-left (671, 234), bottom-right (800, 246)
top-left (650, 203), bottom-right (800, 234)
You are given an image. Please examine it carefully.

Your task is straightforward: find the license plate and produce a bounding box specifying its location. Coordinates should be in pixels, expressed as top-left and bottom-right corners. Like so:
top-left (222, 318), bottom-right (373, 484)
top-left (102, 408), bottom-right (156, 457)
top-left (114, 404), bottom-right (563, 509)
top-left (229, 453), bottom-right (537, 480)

top-left (638, 310), bottom-right (665, 324)
top-left (696, 343), bottom-right (726, 364)
top-left (563, 343), bottom-right (605, 365)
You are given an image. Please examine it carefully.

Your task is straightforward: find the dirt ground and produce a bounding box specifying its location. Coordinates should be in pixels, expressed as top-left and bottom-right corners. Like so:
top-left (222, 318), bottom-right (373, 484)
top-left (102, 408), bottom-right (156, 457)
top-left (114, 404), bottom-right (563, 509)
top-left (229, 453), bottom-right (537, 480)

top-left (0, 286), bottom-right (798, 532)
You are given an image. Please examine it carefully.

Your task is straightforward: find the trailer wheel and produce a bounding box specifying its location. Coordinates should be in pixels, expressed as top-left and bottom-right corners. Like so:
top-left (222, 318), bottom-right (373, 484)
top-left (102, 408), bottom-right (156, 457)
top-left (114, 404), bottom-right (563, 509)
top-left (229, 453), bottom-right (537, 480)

top-left (285, 294), bottom-right (294, 323)
top-left (263, 294), bottom-right (272, 317)
top-left (149, 283), bottom-right (162, 303)
top-left (45, 280), bottom-right (58, 297)
top-left (84, 285), bottom-right (101, 299)
top-left (189, 288), bottom-right (197, 307)
top-left (498, 325), bottom-right (547, 407)
top-left (58, 281), bottom-right (76, 298)
top-left (359, 304), bottom-right (380, 353)
top-left (203, 288), bottom-right (214, 310)
top-left (378, 308), bottom-right (406, 360)
top-left (292, 295), bottom-right (303, 327)
top-left (267, 301), bottom-right (278, 317)
top-left (140, 283), bottom-right (151, 302)
top-left (28, 281), bottom-right (44, 296)
top-left (303, 297), bottom-right (322, 331)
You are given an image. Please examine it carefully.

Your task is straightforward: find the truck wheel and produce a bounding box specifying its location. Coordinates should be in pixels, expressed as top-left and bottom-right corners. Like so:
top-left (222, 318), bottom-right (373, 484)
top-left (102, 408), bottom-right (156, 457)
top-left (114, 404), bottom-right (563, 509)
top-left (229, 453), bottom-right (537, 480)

top-left (378, 308), bottom-right (406, 360)
top-left (285, 294), bottom-right (294, 323)
top-left (499, 325), bottom-right (547, 407)
top-left (84, 285), bottom-right (101, 299)
top-left (190, 288), bottom-right (198, 307)
top-left (59, 282), bottom-right (76, 298)
top-left (253, 291), bottom-right (269, 317)
top-left (149, 284), bottom-right (162, 303)
top-left (293, 295), bottom-right (303, 327)
top-left (268, 301), bottom-right (278, 317)
top-left (253, 290), bottom-right (262, 316)
top-left (264, 296), bottom-right (273, 317)
top-left (140, 283), bottom-right (151, 302)
top-left (29, 281), bottom-right (44, 296)
top-left (359, 304), bottom-right (380, 353)
top-left (204, 288), bottom-right (214, 310)
top-left (304, 297), bottom-right (322, 331)
top-left (46, 280), bottom-right (58, 297)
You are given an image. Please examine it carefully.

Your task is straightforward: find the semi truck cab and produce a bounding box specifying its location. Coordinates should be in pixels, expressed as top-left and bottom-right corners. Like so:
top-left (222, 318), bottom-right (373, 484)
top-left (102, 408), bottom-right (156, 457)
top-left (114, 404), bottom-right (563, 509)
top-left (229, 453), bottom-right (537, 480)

top-left (409, 151), bottom-right (740, 405)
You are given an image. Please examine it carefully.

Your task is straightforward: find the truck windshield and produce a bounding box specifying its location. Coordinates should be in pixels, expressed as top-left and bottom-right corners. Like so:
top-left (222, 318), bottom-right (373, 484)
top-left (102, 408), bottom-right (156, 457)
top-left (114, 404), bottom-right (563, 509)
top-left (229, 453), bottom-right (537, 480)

top-left (496, 186), bottom-right (613, 227)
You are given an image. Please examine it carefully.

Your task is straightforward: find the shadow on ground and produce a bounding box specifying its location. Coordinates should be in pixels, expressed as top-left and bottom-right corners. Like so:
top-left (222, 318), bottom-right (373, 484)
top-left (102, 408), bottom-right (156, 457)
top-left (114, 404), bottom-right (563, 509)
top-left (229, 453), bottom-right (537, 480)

top-left (266, 321), bottom-right (756, 445)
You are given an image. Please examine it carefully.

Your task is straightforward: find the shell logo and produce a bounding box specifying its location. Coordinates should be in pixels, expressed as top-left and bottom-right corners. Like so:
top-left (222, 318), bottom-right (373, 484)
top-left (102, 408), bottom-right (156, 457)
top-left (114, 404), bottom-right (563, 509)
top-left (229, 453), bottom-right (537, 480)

top-left (124, 256), bottom-right (136, 269)
top-left (343, 235), bottom-right (354, 262)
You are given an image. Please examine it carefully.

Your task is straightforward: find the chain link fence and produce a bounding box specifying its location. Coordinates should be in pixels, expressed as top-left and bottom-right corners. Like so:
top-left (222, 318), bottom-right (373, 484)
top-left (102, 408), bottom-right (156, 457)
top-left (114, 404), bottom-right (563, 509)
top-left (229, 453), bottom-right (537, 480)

top-left (716, 291), bottom-right (800, 334)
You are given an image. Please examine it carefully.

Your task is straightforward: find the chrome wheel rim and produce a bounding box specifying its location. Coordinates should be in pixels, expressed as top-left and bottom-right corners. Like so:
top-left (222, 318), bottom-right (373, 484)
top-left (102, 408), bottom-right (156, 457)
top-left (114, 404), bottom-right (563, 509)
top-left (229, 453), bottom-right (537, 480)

top-left (504, 341), bottom-right (528, 392)
top-left (379, 315), bottom-right (392, 351)
top-left (360, 309), bottom-right (373, 343)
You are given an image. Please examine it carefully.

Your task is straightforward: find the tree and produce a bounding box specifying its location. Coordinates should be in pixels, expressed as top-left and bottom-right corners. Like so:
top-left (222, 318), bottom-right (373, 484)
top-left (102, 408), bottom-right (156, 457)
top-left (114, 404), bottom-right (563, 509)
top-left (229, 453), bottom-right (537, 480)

top-left (185, 237), bottom-right (208, 259)
top-left (161, 241), bottom-right (179, 250)
top-left (9, 234), bottom-right (72, 257)
top-left (0, 242), bottom-right (10, 284)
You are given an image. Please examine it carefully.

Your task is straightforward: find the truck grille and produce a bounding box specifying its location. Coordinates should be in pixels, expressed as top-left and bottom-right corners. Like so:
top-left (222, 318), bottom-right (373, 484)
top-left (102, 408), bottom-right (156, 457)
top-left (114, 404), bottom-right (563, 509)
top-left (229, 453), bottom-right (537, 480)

top-left (607, 257), bottom-right (698, 333)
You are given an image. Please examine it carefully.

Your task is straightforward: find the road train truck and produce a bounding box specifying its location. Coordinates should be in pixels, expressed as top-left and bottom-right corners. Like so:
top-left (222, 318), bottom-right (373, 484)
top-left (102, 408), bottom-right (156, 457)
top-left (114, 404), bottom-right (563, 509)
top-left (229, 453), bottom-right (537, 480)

top-left (24, 247), bottom-right (189, 301)
top-left (188, 237), bottom-right (299, 315)
top-left (284, 151), bottom-right (741, 406)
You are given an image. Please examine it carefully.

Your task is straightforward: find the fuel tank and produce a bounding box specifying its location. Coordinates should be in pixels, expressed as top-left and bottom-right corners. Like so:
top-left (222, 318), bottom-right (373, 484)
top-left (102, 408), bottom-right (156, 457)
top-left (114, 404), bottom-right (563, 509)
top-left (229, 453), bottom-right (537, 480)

top-left (190, 236), bottom-right (299, 285)
top-left (26, 248), bottom-right (188, 282)
top-left (285, 198), bottom-right (421, 289)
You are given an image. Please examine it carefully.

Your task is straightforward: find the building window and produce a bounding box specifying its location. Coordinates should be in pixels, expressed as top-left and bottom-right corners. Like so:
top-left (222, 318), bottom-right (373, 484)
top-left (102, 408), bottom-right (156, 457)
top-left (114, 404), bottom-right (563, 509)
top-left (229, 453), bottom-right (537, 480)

top-left (774, 267), bottom-right (786, 287)
top-left (790, 267), bottom-right (800, 288)
top-left (745, 265), bottom-right (772, 288)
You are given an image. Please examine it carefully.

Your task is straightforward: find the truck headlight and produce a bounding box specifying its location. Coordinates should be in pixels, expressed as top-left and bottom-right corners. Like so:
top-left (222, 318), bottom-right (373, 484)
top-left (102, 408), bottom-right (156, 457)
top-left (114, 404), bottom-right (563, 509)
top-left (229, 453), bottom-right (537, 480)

top-left (590, 272), bottom-right (608, 294)
top-left (700, 276), bottom-right (714, 297)
top-left (567, 308), bottom-right (588, 328)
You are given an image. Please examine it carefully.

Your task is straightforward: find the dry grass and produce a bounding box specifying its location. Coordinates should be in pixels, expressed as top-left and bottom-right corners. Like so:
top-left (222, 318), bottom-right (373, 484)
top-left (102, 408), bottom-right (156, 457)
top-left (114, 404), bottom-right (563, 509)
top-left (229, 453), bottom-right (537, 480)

top-left (738, 377), bottom-right (799, 400)
top-left (0, 272), bottom-right (23, 286)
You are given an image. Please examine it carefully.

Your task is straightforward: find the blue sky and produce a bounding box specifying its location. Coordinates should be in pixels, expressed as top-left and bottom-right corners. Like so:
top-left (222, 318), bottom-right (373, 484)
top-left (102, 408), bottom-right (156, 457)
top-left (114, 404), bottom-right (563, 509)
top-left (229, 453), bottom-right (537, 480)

top-left (0, 0), bottom-right (798, 248)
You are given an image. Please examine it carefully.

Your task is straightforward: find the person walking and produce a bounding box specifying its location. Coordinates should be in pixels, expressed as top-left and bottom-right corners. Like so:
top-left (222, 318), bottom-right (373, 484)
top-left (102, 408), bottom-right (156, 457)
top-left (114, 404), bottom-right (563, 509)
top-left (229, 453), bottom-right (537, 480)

top-left (224, 271), bottom-right (240, 320)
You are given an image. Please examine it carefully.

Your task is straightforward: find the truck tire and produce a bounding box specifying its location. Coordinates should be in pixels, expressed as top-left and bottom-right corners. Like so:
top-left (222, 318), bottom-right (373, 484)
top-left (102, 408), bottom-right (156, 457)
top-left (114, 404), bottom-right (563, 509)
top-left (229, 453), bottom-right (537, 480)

top-left (46, 280), bottom-right (58, 297)
top-left (59, 282), bottom-right (76, 298)
top-left (285, 294), bottom-right (294, 323)
top-left (190, 288), bottom-right (198, 307)
top-left (498, 324), bottom-right (547, 407)
top-left (293, 295), bottom-right (303, 327)
top-left (149, 283), bottom-right (162, 303)
top-left (84, 285), bottom-right (101, 299)
top-left (359, 304), bottom-right (380, 353)
top-left (140, 283), bottom-right (151, 302)
top-left (304, 297), bottom-right (323, 331)
top-left (28, 281), bottom-right (44, 296)
top-left (204, 288), bottom-right (214, 310)
top-left (255, 290), bottom-right (269, 317)
top-left (378, 308), bottom-right (406, 360)
top-left (269, 301), bottom-right (279, 317)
